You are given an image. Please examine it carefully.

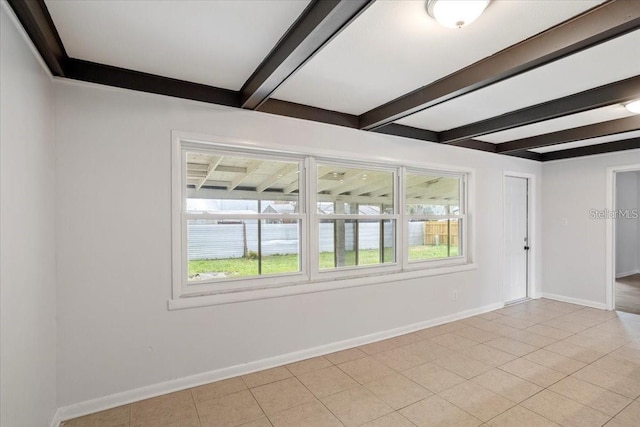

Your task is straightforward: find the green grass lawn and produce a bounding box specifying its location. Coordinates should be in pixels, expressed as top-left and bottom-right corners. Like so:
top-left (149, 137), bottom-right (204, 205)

top-left (188, 245), bottom-right (459, 279)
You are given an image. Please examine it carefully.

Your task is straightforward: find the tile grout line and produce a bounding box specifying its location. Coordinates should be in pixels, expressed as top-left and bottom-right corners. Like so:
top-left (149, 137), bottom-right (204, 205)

top-left (187, 388), bottom-right (203, 427)
top-left (249, 357), bottom-right (348, 426)
top-left (246, 385), bottom-right (272, 426)
top-left (283, 363), bottom-right (348, 427)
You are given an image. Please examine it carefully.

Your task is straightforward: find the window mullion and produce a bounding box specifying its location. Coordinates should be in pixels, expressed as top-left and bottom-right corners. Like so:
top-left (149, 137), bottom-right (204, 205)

top-left (307, 157), bottom-right (319, 279)
top-left (399, 166), bottom-right (407, 270)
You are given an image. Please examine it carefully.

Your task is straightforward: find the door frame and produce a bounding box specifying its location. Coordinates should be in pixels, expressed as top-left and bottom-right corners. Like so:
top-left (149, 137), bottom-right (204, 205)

top-left (503, 171), bottom-right (537, 303)
top-left (606, 163), bottom-right (640, 311)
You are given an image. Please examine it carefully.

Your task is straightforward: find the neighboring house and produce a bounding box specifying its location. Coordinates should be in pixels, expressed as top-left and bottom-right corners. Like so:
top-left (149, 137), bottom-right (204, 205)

top-left (262, 202), bottom-right (297, 223)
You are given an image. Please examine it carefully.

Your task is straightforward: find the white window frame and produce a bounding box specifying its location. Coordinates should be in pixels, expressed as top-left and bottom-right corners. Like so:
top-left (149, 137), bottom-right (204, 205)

top-left (402, 168), bottom-right (468, 270)
top-left (171, 132), bottom-right (475, 308)
top-left (173, 140), bottom-right (308, 298)
top-left (310, 157), bottom-right (402, 281)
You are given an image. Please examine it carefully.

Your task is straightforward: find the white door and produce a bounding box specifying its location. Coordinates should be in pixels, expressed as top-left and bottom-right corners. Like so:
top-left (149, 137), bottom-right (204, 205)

top-left (504, 176), bottom-right (529, 303)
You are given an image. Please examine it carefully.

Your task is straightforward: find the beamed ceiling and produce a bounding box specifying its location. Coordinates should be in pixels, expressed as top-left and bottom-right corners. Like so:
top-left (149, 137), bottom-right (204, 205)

top-left (8, 0), bottom-right (640, 161)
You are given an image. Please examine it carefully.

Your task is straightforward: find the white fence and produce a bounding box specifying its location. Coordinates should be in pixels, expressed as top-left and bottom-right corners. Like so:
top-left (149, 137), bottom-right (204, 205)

top-left (187, 222), bottom-right (423, 260)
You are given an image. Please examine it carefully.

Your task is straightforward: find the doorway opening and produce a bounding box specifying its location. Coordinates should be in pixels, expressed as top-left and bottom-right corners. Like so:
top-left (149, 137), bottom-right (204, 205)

top-left (614, 169), bottom-right (640, 314)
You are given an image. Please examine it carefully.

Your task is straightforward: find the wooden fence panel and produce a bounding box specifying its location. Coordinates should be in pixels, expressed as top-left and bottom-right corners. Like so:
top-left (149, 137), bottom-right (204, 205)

top-left (423, 221), bottom-right (458, 246)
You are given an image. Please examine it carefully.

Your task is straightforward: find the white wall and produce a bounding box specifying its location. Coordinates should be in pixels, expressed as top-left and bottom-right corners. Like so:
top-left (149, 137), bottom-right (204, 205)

top-left (0, 4), bottom-right (57, 427)
top-left (53, 79), bottom-right (542, 409)
top-left (542, 151), bottom-right (640, 306)
top-left (616, 171), bottom-right (640, 277)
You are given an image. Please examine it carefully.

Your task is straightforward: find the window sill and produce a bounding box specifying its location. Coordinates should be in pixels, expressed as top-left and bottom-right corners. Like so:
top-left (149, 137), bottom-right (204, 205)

top-left (168, 262), bottom-right (478, 310)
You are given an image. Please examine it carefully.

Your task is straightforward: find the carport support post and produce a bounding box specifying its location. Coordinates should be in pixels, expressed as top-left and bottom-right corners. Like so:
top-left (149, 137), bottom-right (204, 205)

top-left (258, 200), bottom-right (262, 274)
top-left (335, 199), bottom-right (345, 267)
top-left (446, 205), bottom-right (451, 257)
top-left (353, 203), bottom-right (359, 265)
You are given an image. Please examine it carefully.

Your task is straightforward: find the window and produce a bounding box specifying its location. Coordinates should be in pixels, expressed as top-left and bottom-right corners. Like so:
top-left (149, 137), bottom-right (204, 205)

top-left (405, 171), bottom-right (465, 265)
top-left (175, 146), bottom-right (306, 295)
top-left (315, 162), bottom-right (398, 274)
top-left (172, 137), bottom-right (469, 300)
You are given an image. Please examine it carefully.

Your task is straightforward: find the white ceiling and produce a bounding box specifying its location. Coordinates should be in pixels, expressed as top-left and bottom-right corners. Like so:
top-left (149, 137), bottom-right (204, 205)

top-left (45, 0), bottom-right (310, 90)
top-left (529, 130), bottom-right (640, 153)
top-left (273, 0), bottom-right (604, 115)
top-left (396, 29), bottom-right (640, 131)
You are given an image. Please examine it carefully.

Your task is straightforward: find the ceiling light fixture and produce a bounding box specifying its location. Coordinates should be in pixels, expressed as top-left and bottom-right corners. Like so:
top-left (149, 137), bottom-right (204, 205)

top-left (625, 100), bottom-right (640, 114)
top-left (426, 0), bottom-right (490, 29)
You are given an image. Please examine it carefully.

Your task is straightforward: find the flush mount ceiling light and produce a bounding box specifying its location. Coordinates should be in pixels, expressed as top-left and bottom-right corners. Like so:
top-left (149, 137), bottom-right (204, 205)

top-left (625, 100), bottom-right (640, 114)
top-left (427, 0), bottom-right (490, 29)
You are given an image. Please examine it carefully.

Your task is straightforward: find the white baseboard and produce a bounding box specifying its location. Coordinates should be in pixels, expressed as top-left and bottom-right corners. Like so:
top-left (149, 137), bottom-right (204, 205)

top-left (51, 301), bottom-right (503, 425)
top-left (541, 292), bottom-right (607, 310)
top-left (616, 269), bottom-right (640, 279)
top-left (50, 411), bottom-right (64, 427)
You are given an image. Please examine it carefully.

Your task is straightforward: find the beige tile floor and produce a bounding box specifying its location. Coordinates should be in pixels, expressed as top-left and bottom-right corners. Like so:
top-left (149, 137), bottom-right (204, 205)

top-left (62, 299), bottom-right (640, 427)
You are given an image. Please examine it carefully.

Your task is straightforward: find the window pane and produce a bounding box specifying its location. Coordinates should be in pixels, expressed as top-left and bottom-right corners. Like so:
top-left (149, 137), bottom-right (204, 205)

top-left (358, 219), bottom-right (396, 265)
top-left (406, 173), bottom-right (460, 215)
top-left (260, 220), bottom-right (301, 275)
top-left (317, 164), bottom-right (394, 214)
top-left (319, 219), bottom-right (353, 269)
top-left (408, 219), bottom-right (461, 262)
top-left (319, 219), bottom-right (396, 269)
top-left (187, 219), bottom-right (301, 281)
top-left (188, 219), bottom-right (258, 280)
top-left (383, 220), bottom-right (396, 264)
top-left (186, 152), bottom-right (300, 213)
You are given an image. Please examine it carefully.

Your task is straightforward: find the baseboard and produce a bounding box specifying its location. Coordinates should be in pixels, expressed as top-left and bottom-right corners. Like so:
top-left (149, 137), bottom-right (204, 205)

top-left (616, 269), bottom-right (640, 279)
top-left (50, 411), bottom-right (64, 427)
top-left (541, 292), bottom-right (607, 310)
top-left (52, 301), bottom-right (503, 425)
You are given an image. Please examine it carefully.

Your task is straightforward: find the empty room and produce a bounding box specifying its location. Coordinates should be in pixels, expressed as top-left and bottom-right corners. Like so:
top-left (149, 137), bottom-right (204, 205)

top-left (2, 0), bottom-right (640, 426)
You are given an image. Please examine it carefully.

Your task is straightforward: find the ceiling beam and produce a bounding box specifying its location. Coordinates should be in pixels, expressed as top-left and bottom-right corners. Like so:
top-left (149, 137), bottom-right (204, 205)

top-left (319, 170), bottom-right (365, 193)
top-left (6, 0), bottom-right (68, 76)
top-left (257, 164), bottom-right (298, 193)
top-left (505, 150), bottom-right (545, 161)
top-left (65, 59), bottom-right (241, 108)
top-left (333, 175), bottom-right (388, 196)
top-left (358, 0), bottom-right (640, 130)
top-left (284, 180), bottom-right (300, 195)
top-left (448, 139), bottom-right (497, 153)
top-left (227, 161), bottom-right (261, 191)
top-left (542, 138), bottom-right (640, 161)
top-left (187, 179), bottom-right (230, 188)
top-left (257, 99), bottom-right (359, 128)
top-left (370, 124), bottom-right (438, 143)
top-left (240, 0), bottom-right (374, 109)
top-left (497, 115), bottom-right (640, 153)
top-left (406, 179), bottom-right (458, 199)
top-left (439, 75), bottom-right (640, 144)
top-left (195, 156), bottom-right (224, 192)
top-left (369, 187), bottom-right (392, 198)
